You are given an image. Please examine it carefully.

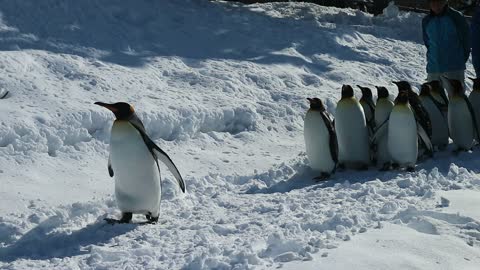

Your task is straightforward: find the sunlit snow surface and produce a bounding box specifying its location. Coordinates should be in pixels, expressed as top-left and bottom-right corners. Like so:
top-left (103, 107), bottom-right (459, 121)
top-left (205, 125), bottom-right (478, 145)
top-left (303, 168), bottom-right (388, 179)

top-left (0, 1), bottom-right (479, 269)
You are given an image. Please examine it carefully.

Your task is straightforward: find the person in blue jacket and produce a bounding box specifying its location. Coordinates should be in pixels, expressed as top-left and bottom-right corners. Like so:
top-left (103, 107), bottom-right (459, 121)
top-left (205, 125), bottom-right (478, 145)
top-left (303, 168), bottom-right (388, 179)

top-left (473, 3), bottom-right (480, 78)
top-left (423, 0), bottom-right (471, 96)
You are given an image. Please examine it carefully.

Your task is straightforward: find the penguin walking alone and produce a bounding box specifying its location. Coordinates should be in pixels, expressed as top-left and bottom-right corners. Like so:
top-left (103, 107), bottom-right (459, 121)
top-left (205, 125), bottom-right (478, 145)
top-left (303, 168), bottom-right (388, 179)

top-left (304, 98), bottom-right (338, 180)
top-left (446, 79), bottom-right (480, 151)
top-left (95, 102), bottom-right (186, 224)
top-left (373, 86), bottom-right (394, 170)
top-left (388, 91), bottom-right (417, 172)
top-left (393, 81), bottom-right (433, 158)
top-left (468, 77), bottom-right (480, 139)
top-left (335, 85), bottom-right (370, 170)
top-left (419, 83), bottom-right (449, 150)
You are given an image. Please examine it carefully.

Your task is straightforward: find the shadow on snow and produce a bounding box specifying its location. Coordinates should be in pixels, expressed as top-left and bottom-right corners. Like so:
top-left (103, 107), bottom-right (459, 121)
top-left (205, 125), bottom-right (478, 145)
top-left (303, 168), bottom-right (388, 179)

top-left (248, 147), bottom-right (480, 194)
top-left (0, 0), bottom-right (413, 68)
top-left (0, 217), bottom-right (138, 262)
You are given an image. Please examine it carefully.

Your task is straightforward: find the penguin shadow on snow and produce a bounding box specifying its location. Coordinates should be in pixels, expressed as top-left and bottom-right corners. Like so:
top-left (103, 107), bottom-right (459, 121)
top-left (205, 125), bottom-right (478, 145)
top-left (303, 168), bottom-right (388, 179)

top-left (248, 147), bottom-right (480, 194)
top-left (0, 216), bottom-right (139, 262)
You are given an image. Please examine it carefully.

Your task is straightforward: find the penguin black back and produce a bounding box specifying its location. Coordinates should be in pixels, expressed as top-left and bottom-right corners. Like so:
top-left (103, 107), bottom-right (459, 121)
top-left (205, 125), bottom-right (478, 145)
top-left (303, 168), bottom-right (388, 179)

top-left (393, 81), bottom-right (432, 138)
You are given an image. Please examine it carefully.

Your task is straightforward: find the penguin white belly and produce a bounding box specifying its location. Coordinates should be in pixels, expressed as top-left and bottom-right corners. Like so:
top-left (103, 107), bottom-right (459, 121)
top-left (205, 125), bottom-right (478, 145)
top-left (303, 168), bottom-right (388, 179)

top-left (388, 106), bottom-right (417, 166)
top-left (374, 100), bottom-right (394, 166)
top-left (336, 99), bottom-right (370, 168)
top-left (304, 111), bottom-right (335, 173)
top-left (448, 98), bottom-right (474, 150)
top-left (110, 121), bottom-right (161, 216)
top-left (420, 97), bottom-right (449, 148)
top-left (469, 92), bottom-right (480, 139)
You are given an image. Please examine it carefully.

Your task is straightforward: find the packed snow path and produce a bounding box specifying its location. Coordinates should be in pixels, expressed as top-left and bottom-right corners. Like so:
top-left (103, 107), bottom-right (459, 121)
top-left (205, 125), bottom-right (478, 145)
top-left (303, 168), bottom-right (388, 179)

top-left (0, 0), bottom-right (479, 269)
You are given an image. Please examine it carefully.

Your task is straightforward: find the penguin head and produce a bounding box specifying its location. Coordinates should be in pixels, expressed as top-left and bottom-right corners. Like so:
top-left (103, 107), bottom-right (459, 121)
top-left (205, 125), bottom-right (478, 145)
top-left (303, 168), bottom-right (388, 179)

top-left (357, 85), bottom-right (373, 100)
top-left (392, 81), bottom-right (412, 92)
top-left (341, 85), bottom-right (354, 99)
top-left (445, 78), bottom-right (464, 97)
top-left (428, 80), bottom-right (442, 94)
top-left (307, 98), bottom-right (326, 111)
top-left (94, 102), bottom-right (135, 120)
top-left (420, 83), bottom-right (432, 97)
top-left (469, 77), bottom-right (480, 92)
top-left (394, 90), bottom-right (409, 105)
top-left (375, 86), bottom-right (389, 99)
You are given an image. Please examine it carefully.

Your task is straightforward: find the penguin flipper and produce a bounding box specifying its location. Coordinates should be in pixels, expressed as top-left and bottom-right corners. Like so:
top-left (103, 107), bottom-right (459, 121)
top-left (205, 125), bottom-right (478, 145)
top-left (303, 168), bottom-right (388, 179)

top-left (321, 111), bottom-right (338, 163)
top-left (152, 147), bottom-right (186, 193)
top-left (371, 118), bottom-right (388, 145)
top-left (108, 155), bottom-right (114, 177)
top-left (417, 123), bottom-right (433, 154)
top-left (463, 95), bottom-right (480, 139)
top-left (129, 115), bottom-right (186, 193)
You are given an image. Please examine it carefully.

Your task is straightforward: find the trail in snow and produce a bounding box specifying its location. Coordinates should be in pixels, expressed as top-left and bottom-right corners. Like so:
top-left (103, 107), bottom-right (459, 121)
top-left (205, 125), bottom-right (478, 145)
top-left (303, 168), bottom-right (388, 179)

top-left (0, 0), bottom-right (479, 269)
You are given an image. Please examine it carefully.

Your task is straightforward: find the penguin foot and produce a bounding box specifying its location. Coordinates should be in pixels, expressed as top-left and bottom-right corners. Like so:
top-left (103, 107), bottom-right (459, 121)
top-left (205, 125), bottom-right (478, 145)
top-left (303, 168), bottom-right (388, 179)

top-left (119, 212), bottom-right (133, 223)
top-left (391, 163), bottom-right (400, 170)
top-left (146, 213), bottom-right (159, 224)
top-left (406, 166), bottom-right (415, 172)
top-left (337, 163), bottom-right (346, 171)
top-left (313, 173), bottom-right (331, 182)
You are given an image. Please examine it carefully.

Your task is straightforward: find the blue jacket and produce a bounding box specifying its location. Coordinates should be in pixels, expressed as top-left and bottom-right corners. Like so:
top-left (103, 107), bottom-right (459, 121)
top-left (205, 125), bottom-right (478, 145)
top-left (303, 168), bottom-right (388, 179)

top-left (473, 6), bottom-right (480, 76)
top-left (422, 6), bottom-right (471, 73)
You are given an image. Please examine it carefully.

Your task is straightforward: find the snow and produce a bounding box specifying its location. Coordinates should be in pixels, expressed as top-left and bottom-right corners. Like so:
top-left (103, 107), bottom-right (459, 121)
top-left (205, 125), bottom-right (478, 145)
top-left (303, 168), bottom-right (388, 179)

top-left (0, 0), bottom-right (479, 269)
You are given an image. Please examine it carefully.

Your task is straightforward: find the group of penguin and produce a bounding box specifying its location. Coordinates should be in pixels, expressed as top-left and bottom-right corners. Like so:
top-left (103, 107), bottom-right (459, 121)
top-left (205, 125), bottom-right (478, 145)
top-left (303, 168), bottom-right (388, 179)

top-left (304, 77), bottom-right (480, 180)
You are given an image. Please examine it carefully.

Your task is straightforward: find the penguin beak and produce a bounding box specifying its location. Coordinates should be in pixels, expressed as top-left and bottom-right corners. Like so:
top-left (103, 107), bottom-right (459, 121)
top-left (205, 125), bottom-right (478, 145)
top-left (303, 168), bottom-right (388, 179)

top-left (94, 102), bottom-right (118, 113)
top-left (392, 81), bottom-right (399, 86)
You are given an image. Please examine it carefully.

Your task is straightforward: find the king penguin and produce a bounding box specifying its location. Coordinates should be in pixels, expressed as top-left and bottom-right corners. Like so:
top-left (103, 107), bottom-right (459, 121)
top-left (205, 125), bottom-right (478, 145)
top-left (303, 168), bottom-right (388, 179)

top-left (388, 90), bottom-right (417, 172)
top-left (95, 102), bottom-right (186, 224)
top-left (468, 77), bottom-right (480, 140)
top-left (357, 85), bottom-right (376, 136)
top-left (372, 86), bottom-right (394, 170)
top-left (419, 83), bottom-right (449, 150)
top-left (304, 98), bottom-right (338, 180)
top-left (335, 85), bottom-right (370, 170)
top-left (393, 81), bottom-right (433, 158)
top-left (447, 79), bottom-right (479, 151)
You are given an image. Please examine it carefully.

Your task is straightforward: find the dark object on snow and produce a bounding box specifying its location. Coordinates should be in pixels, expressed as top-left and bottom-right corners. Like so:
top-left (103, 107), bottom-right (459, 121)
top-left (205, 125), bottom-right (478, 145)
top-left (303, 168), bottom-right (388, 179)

top-left (0, 91), bottom-right (9, 99)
